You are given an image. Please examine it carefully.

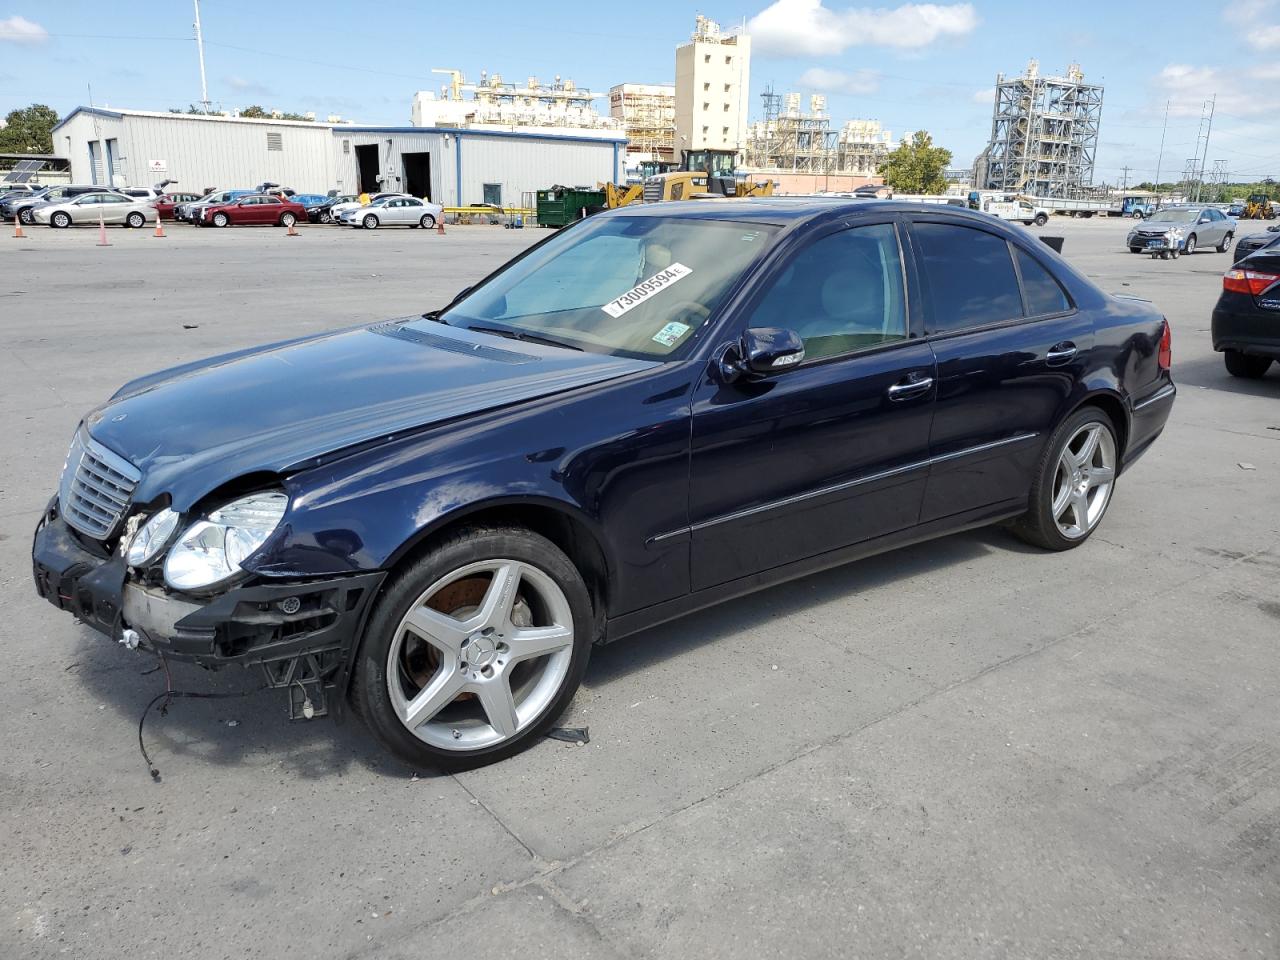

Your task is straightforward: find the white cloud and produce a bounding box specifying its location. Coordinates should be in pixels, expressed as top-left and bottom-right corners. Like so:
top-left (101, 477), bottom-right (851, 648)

top-left (1224, 0), bottom-right (1280, 50)
top-left (972, 87), bottom-right (994, 105)
top-left (1156, 63), bottom-right (1280, 118)
top-left (797, 67), bottom-right (880, 94)
top-left (748, 0), bottom-right (977, 56)
top-left (226, 75), bottom-right (274, 97)
top-left (0, 15), bottom-right (48, 44)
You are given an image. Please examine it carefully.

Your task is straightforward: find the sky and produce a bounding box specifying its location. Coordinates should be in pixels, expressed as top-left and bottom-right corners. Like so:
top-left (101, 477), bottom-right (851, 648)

top-left (2, 0), bottom-right (1279, 186)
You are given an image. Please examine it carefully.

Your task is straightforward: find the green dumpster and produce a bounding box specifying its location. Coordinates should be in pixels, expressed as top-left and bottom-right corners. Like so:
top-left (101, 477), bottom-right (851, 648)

top-left (536, 186), bottom-right (607, 228)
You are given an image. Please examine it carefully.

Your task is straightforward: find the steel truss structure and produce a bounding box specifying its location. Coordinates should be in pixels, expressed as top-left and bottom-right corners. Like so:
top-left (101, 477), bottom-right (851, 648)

top-left (978, 61), bottom-right (1103, 198)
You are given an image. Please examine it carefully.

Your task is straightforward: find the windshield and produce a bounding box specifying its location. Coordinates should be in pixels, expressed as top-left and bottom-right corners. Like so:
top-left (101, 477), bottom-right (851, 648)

top-left (438, 214), bottom-right (777, 359)
top-left (1153, 208), bottom-right (1200, 223)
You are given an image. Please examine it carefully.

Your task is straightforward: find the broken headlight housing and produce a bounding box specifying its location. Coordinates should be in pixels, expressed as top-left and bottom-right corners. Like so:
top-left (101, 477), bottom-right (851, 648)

top-left (163, 492), bottom-right (288, 591)
top-left (125, 507), bottom-right (180, 567)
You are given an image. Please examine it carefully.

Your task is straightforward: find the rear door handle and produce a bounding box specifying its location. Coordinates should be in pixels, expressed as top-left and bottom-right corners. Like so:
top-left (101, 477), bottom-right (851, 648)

top-left (1045, 342), bottom-right (1078, 365)
top-left (887, 375), bottom-right (934, 401)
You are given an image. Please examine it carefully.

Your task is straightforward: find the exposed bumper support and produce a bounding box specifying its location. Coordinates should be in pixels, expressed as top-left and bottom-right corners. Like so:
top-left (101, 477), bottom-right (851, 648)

top-left (32, 504), bottom-right (385, 677)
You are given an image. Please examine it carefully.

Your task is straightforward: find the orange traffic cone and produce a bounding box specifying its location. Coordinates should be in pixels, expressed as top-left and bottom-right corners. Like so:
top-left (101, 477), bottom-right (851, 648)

top-left (436, 214), bottom-right (445, 235)
top-left (153, 216), bottom-right (165, 238)
top-left (12, 219), bottom-right (24, 238)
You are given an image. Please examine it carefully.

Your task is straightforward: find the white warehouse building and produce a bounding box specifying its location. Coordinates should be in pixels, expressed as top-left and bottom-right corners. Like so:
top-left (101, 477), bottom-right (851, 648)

top-left (52, 107), bottom-right (625, 207)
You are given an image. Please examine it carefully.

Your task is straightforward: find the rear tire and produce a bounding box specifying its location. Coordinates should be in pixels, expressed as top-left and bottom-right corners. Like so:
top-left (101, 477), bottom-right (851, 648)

top-left (1224, 350), bottom-right (1273, 379)
top-left (351, 525), bottom-right (593, 770)
top-left (126, 211), bottom-right (145, 229)
top-left (1011, 407), bottom-right (1119, 552)
top-left (19, 207), bottom-right (35, 225)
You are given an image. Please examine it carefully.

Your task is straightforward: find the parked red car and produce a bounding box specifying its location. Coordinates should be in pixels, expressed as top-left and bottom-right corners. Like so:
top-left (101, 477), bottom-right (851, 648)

top-left (199, 193), bottom-right (306, 228)
top-left (154, 192), bottom-right (204, 221)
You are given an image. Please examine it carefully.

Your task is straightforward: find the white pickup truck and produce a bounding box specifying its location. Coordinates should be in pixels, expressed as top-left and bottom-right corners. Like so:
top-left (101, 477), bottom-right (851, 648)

top-left (981, 198), bottom-right (1050, 226)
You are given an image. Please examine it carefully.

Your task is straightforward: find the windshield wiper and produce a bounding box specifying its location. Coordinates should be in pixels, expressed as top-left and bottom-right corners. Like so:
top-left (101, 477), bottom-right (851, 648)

top-left (467, 325), bottom-right (583, 351)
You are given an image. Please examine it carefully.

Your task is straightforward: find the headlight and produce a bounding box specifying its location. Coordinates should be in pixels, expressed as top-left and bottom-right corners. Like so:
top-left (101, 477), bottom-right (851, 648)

top-left (163, 492), bottom-right (288, 591)
top-left (126, 508), bottom-right (180, 566)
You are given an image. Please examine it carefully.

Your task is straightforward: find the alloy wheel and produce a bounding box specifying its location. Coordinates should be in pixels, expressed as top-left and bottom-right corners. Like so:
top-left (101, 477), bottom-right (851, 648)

top-left (386, 559), bottom-right (575, 751)
top-left (1051, 422), bottom-right (1116, 539)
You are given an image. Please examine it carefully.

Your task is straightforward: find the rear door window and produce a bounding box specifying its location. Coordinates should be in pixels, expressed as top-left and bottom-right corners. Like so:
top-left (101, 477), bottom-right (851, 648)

top-left (913, 222), bottom-right (1023, 333)
top-left (1014, 247), bottom-right (1071, 316)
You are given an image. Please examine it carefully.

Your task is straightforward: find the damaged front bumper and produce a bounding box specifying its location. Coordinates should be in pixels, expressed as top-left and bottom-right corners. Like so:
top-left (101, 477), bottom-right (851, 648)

top-left (32, 502), bottom-right (385, 715)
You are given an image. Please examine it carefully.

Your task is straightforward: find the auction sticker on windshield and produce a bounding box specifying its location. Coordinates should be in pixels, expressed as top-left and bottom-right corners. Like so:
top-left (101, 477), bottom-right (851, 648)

top-left (602, 263), bottom-right (693, 318)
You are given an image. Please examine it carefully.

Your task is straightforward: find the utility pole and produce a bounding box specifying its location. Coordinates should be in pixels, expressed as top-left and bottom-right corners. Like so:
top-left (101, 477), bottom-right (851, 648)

top-left (1153, 99), bottom-right (1169, 210)
top-left (1120, 165), bottom-right (1131, 192)
top-left (1192, 94), bottom-right (1215, 203)
top-left (193, 0), bottom-right (211, 113)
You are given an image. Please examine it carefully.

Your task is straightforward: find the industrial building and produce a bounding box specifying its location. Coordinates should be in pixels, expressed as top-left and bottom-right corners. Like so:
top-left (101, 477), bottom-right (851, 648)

top-left (744, 90), bottom-right (894, 178)
top-left (52, 107), bottom-right (624, 208)
top-left (973, 60), bottom-right (1103, 198)
top-left (609, 83), bottom-right (676, 165)
top-left (410, 70), bottom-right (620, 138)
top-left (674, 15), bottom-right (751, 159)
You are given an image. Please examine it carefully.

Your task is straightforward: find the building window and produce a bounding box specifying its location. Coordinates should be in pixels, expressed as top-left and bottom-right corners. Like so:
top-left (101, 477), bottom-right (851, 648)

top-left (482, 183), bottom-right (502, 206)
top-left (342, 139), bottom-right (350, 154)
top-left (723, 127), bottom-right (730, 135)
top-left (267, 132), bottom-right (283, 151)
top-left (702, 125), bottom-right (708, 135)
top-left (704, 54), bottom-right (710, 63)
top-left (724, 103), bottom-right (730, 111)
top-left (703, 102), bottom-right (709, 111)
top-left (703, 82), bottom-right (710, 91)
top-left (724, 83), bottom-right (731, 93)
top-left (725, 56), bottom-right (732, 65)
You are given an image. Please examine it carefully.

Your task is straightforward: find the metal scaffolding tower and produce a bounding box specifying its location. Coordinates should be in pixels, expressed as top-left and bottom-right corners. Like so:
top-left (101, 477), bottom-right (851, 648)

top-left (978, 60), bottom-right (1103, 198)
top-left (745, 86), bottom-right (892, 176)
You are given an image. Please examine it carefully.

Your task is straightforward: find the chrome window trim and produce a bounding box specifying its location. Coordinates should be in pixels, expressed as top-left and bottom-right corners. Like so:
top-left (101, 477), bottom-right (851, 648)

top-left (650, 431), bottom-right (1040, 545)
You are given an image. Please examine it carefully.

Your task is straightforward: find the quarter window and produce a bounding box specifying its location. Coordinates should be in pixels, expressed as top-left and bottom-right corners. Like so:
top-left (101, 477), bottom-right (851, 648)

top-left (746, 223), bottom-right (908, 361)
top-left (914, 223), bottom-right (1022, 333)
top-left (1014, 248), bottom-right (1070, 316)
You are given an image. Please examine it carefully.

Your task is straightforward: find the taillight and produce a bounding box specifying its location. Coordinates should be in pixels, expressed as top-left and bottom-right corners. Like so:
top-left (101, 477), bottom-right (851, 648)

top-left (1158, 320), bottom-right (1171, 372)
top-left (1223, 268), bottom-right (1280, 296)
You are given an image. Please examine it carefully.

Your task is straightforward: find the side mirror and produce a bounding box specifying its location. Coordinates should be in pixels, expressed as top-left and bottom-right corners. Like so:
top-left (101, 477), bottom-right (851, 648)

top-left (718, 327), bottom-right (805, 383)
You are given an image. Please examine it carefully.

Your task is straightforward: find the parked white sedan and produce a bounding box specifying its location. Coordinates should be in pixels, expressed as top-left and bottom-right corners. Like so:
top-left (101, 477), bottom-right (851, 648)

top-left (340, 196), bottom-right (443, 229)
top-left (32, 191), bottom-right (157, 229)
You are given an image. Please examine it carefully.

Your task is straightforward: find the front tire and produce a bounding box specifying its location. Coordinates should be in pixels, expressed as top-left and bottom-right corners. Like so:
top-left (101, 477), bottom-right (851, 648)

top-left (1184, 234), bottom-right (1197, 255)
top-left (1034, 212), bottom-right (1048, 226)
top-left (1218, 231), bottom-right (1233, 253)
top-left (352, 526), bottom-right (593, 770)
top-left (1011, 408), bottom-right (1118, 551)
top-left (280, 212), bottom-right (296, 228)
top-left (50, 211), bottom-right (71, 228)
top-left (212, 212), bottom-right (229, 227)
top-left (1224, 350), bottom-right (1273, 379)
top-left (362, 214), bottom-right (379, 230)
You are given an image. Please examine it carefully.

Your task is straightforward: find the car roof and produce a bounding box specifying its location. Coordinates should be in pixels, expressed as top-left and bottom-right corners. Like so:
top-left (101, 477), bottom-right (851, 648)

top-left (604, 196), bottom-right (1012, 230)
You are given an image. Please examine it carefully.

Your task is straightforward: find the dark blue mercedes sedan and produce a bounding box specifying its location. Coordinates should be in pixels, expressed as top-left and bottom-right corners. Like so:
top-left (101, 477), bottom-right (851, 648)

top-left (33, 199), bottom-right (1176, 768)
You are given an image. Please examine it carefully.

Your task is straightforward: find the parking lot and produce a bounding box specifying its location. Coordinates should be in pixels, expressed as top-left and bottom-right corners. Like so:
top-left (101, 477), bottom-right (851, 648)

top-left (2, 215), bottom-right (1278, 959)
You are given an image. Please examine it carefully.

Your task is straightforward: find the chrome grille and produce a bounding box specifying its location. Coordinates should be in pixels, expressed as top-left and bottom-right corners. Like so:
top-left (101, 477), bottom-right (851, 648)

top-left (58, 431), bottom-right (140, 539)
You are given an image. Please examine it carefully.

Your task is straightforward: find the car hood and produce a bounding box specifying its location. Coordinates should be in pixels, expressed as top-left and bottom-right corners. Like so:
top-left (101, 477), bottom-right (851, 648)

top-left (1138, 218), bottom-right (1195, 231)
top-left (85, 319), bottom-right (657, 509)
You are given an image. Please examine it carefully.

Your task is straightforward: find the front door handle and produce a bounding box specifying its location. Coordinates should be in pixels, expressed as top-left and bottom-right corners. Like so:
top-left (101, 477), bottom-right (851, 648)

top-left (887, 375), bottom-right (934, 401)
top-left (1045, 342), bottom-right (1078, 365)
